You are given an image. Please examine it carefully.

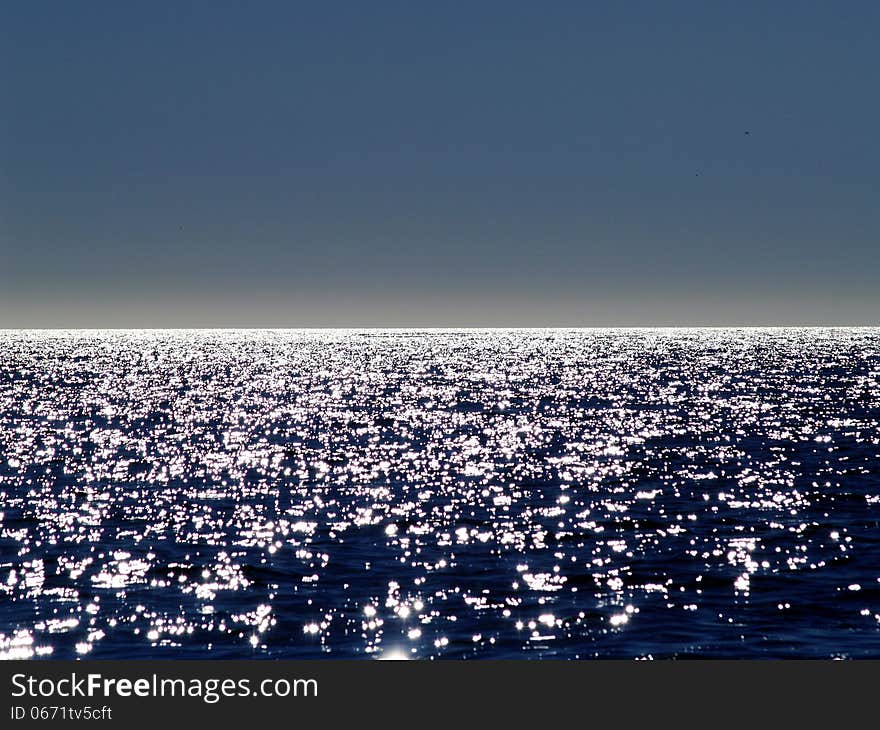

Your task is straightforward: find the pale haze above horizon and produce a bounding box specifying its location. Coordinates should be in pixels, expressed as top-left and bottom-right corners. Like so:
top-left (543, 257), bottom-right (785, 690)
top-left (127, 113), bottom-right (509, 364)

top-left (2, 2), bottom-right (879, 327)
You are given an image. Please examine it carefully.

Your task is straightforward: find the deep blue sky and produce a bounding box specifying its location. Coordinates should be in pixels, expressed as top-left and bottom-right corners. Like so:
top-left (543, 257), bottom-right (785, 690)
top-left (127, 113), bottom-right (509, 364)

top-left (2, 1), bottom-right (879, 326)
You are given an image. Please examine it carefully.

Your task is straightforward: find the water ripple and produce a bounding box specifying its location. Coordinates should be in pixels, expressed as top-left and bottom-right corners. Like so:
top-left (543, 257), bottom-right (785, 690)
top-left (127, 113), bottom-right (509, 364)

top-left (1, 328), bottom-right (879, 658)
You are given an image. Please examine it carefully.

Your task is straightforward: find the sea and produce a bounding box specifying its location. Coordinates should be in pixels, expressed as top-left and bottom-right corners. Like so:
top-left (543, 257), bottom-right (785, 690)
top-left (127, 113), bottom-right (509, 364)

top-left (1, 328), bottom-right (880, 659)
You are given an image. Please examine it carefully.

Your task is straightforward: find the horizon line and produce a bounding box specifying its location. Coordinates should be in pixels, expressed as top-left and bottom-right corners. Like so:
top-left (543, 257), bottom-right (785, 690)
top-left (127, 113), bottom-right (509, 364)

top-left (1, 324), bottom-right (879, 333)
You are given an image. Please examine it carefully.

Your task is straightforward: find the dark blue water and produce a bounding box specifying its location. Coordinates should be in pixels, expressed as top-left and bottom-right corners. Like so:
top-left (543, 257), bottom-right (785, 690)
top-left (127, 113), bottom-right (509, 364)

top-left (2, 328), bottom-right (880, 659)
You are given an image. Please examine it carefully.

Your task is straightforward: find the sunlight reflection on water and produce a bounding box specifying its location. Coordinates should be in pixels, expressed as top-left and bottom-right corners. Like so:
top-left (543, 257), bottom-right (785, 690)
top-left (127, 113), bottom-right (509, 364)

top-left (1, 328), bottom-right (880, 658)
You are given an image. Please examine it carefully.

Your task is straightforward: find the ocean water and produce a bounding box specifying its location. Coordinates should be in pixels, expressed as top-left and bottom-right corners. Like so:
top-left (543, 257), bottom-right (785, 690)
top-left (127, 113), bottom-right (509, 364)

top-left (1, 328), bottom-right (880, 660)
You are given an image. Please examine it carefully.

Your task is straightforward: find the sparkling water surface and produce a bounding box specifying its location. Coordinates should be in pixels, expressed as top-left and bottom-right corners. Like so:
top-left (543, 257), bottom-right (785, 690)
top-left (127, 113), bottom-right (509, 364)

top-left (2, 328), bottom-right (880, 659)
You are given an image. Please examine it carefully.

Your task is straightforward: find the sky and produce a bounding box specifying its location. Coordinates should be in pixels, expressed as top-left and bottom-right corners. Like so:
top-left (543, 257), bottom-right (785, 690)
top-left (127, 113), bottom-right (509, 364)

top-left (2, 1), bottom-right (879, 327)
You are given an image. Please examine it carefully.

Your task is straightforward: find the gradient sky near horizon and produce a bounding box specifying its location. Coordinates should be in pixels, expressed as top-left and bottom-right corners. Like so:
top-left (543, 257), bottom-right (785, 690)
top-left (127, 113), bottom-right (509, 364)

top-left (2, 1), bottom-right (879, 327)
